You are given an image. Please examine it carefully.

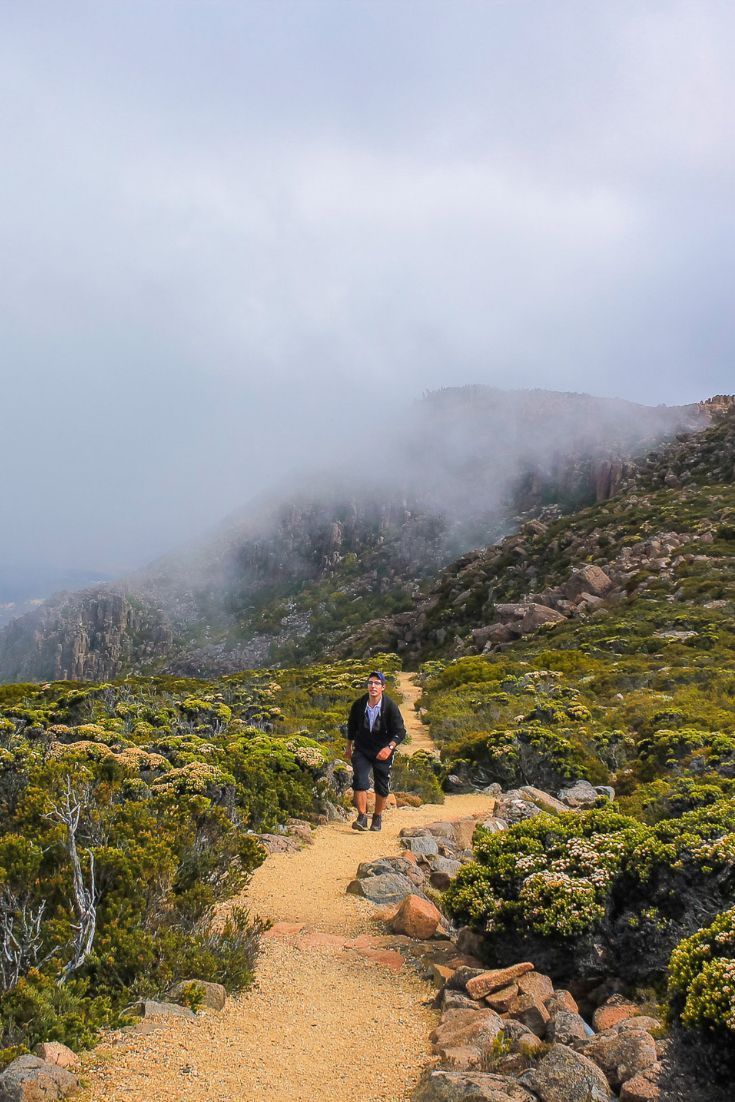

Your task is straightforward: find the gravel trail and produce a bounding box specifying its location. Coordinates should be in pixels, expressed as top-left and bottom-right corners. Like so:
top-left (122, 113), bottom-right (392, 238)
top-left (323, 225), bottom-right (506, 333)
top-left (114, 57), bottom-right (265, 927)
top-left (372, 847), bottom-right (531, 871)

top-left (79, 677), bottom-right (492, 1102)
top-left (396, 671), bottom-right (436, 756)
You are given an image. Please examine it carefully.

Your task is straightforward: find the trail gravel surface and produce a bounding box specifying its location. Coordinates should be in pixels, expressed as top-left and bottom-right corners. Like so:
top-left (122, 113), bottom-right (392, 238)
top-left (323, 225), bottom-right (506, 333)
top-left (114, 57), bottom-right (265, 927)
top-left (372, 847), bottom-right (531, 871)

top-left (396, 671), bottom-right (436, 756)
top-left (79, 678), bottom-right (492, 1102)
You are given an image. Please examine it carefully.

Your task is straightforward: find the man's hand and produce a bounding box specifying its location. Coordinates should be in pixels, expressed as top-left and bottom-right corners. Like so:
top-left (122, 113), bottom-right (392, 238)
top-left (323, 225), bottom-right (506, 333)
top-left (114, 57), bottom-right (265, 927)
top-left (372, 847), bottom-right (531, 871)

top-left (375, 745), bottom-right (393, 761)
top-left (344, 743), bottom-right (353, 761)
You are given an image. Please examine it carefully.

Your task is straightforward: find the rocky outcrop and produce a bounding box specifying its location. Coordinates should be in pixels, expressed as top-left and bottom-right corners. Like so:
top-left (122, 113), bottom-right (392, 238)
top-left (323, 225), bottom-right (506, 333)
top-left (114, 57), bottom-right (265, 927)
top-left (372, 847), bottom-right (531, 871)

top-left (0, 588), bottom-right (173, 682)
top-left (423, 960), bottom-right (664, 1102)
top-left (337, 403), bottom-right (735, 664)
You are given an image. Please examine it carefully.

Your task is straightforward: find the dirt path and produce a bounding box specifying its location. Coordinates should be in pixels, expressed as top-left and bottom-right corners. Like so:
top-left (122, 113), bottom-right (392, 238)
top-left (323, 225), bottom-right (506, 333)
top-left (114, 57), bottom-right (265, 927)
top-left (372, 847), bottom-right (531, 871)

top-left (396, 671), bottom-right (436, 756)
top-left (79, 677), bottom-right (491, 1102)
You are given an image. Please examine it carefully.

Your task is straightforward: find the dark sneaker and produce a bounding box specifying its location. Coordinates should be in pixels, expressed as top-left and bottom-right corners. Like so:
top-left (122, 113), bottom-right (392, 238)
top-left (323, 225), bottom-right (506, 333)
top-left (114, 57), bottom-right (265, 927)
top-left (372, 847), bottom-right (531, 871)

top-left (352, 813), bottom-right (369, 831)
top-left (370, 814), bottom-right (382, 832)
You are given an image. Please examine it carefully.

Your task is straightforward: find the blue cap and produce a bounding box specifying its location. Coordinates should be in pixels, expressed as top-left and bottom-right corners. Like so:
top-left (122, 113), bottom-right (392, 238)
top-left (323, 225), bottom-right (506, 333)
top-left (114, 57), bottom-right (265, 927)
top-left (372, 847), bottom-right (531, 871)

top-left (368, 670), bottom-right (386, 685)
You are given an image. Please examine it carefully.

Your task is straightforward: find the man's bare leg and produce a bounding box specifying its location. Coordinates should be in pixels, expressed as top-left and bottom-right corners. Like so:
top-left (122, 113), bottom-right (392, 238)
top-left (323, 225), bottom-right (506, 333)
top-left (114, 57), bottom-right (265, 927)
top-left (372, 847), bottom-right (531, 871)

top-left (354, 790), bottom-right (368, 814)
top-left (374, 794), bottom-right (388, 815)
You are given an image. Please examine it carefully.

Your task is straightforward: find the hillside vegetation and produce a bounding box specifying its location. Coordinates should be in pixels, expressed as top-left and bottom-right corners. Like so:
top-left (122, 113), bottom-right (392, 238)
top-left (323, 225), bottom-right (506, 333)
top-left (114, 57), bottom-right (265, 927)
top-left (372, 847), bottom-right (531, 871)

top-left (0, 656), bottom-right (400, 1063)
top-left (1, 395), bottom-right (734, 1091)
top-left (400, 406), bottom-right (735, 1087)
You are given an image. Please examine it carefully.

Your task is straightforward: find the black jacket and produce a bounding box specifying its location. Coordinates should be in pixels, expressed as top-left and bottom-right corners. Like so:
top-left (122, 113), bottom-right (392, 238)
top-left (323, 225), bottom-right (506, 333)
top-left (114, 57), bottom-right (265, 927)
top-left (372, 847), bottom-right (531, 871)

top-left (347, 693), bottom-right (406, 759)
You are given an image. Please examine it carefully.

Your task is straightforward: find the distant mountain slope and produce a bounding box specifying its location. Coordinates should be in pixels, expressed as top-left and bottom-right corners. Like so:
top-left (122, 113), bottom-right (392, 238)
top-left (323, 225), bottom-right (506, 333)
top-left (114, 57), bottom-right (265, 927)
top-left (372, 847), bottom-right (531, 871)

top-left (338, 397), bottom-right (735, 663)
top-left (0, 387), bottom-right (716, 683)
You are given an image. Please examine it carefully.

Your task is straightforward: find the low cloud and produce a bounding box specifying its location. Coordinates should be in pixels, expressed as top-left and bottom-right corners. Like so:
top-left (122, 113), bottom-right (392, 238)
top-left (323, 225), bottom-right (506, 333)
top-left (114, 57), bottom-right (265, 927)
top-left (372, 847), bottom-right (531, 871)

top-left (1, 1), bottom-right (733, 578)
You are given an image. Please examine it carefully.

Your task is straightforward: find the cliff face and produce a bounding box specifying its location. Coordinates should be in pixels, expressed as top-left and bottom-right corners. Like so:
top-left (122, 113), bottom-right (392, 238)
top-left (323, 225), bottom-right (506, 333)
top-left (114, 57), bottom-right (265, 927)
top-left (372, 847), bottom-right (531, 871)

top-left (0, 387), bottom-right (725, 683)
top-left (0, 591), bottom-right (173, 682)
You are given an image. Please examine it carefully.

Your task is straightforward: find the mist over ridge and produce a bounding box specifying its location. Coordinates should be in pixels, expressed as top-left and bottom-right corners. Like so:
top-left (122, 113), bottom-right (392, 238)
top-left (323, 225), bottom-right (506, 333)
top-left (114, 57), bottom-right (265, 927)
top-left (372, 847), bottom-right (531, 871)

top-left (4, 1), bottom-right (735, 588)
top-left (0, 384), bottom-right (723, 682)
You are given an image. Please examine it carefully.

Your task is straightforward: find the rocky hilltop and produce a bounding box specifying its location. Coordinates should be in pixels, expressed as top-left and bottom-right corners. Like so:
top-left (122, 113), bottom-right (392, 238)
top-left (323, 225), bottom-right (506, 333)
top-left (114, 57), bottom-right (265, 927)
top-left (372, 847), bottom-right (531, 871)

top-left (340, 397), bottom-right (735, 663)
top-left (0, 387), bottom-right (720, 683)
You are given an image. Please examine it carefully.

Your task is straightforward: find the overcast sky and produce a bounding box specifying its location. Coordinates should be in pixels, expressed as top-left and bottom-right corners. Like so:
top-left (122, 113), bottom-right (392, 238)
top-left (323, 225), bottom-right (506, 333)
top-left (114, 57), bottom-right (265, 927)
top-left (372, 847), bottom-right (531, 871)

top-left (2, 0), bottom-right (734, 576)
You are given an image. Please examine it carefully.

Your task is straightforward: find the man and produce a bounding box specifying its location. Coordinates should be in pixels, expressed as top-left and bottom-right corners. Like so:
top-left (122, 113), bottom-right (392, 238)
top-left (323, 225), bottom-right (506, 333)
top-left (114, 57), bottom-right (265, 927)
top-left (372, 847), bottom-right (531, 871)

top-left (345, 670), bottom-right (406, 831)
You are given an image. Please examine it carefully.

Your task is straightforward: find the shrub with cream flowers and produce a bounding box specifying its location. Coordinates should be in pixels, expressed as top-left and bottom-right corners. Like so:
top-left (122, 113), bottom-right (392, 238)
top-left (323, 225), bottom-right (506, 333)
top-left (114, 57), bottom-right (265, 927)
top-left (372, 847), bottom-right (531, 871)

top-left (669, 909), bottom-right (735, 1033)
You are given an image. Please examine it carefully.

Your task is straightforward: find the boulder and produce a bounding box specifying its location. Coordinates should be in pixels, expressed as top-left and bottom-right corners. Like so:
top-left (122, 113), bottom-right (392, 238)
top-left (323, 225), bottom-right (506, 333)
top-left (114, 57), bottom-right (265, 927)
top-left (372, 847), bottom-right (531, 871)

top-left (519, 1044), bottom-right (612, 1101)
top-left (547, 1009), bottom-right (589, 1045)
top-left (578, 593), bottom-right (605, 611)
top-left (562, 565), bottom-right (614, 600)
top-left (346, 872), bottom-right (417, 905)
top-left (507, 993), bottom-right (551, 1037)
top-left (592, 998), bottom-right (641, 1033)
top-left (356, 856), bottom-right (417, 879)
top-left (447, 966), bottom-right (489, 992)
top-left (516, 1033), bottom-right (545, 1058)
top-left (420, 822), bottom-right (457, 839)
top-left (558, 780), bottom-right (600, 809)
top-left (545, 989), bottom-right (579, 1015)
top-left (584, 1029), bottom-right (657, 1091)
top-left (357, 856), bottom-right (426, 887)
top-left (516, 970), bottom-right (554, 1002)
top-left (466, 963), bottom-right (535, 999)
top-left (429, 857), bottom-right (463, 890)
top-left (127, 999), bottom-right (196, 1020)
top-left (517, 787), bottom-right (570, 815)
top-left (484, 983), bottom-right (518, 1013)
top-left (594, 786), bottom-right (615, 802)
top-left (168, 979), bottom-right (227, 1011)
top-left (390, 895), bottom-right (442, 939)
top-left (430, 1008), bottom-right (504, 1064)
top-left (286, 817), bottom-right (314, 843)
top-left (518, 605), bottom-right (566, 634)
top-left (403, 835), bottom-right (440, 857)
top-left (432, 964), bottom-right (457, 987)
top-left (494, 603), bottom-right (529, 620)
top-left (442, 990), bottom-right (486, 1012)
top-left (257, 833), bottom-right (301, 854)
top-left (414, 1070), bottom-right (536, 1102)
top-left (31, 1044), bottom-right (78, 1069)
top-left (616, 1016), bottom-right (662, 1035)
top-left (427, 855), bottom-right (463, 875)
top-left (439, 1047), bottom-right (487, 1071)
top-left (0, 1055), bottom-right (78, 1102)
top-left (452, 818), bottom-right (485, 849)
top-left (619, 1065), bottom-right (661, 1102)
top-left (494, 797), bottom-right (542, 824)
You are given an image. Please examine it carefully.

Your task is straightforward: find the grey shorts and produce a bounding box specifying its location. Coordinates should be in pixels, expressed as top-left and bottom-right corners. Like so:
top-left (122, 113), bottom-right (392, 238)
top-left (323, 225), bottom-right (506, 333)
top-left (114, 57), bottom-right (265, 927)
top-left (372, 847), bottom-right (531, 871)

top-left (351, 748), bottom-right (393, 797)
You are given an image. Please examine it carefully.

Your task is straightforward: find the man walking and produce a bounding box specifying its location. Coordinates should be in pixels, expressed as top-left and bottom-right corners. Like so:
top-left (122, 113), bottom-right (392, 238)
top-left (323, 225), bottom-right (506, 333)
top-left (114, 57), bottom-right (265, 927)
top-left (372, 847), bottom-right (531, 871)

top-left (345, 670), bottom-right (406, 831)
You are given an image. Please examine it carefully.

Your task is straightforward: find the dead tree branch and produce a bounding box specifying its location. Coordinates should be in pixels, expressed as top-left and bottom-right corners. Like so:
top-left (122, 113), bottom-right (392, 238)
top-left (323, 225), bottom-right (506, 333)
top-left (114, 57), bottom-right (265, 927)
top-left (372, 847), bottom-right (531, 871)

top-left (45, 778), bottom-right (97, 984)
top-left (0, 893), bottom-right (57, 993)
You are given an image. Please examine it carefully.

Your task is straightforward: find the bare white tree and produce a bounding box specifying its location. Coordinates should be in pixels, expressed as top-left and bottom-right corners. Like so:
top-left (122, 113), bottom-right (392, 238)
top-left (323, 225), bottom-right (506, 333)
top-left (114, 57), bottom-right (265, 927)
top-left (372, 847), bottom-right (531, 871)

top-left (45, 778), bottom-right (97, 984)
top-left (0, 893), bottom-right (57, 993)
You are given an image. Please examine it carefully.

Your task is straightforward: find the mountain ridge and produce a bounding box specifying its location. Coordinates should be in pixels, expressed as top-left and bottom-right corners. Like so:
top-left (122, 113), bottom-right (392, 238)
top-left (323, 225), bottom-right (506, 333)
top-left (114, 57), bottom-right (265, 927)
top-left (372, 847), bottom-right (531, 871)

top-left (0, 387), bottom-right (725, 684)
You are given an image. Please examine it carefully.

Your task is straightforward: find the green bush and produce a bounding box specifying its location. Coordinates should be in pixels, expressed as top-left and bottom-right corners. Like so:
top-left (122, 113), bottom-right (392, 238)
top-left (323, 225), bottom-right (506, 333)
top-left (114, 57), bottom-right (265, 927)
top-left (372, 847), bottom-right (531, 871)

top-left (0, 657), bottom-right (383, 1054)
top-left (669, 909), bottom-right (735, 1033)
top-left (391, 751), bottom-right (444, 804)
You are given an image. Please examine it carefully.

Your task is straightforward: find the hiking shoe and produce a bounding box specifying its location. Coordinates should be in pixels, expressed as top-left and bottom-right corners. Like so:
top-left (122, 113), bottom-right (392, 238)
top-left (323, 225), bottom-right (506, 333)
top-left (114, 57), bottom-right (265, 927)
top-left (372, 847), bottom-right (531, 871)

top-left (370, 814), bottom-right (382, 832)
top-left (352, 813), bottom-right (369, 831)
